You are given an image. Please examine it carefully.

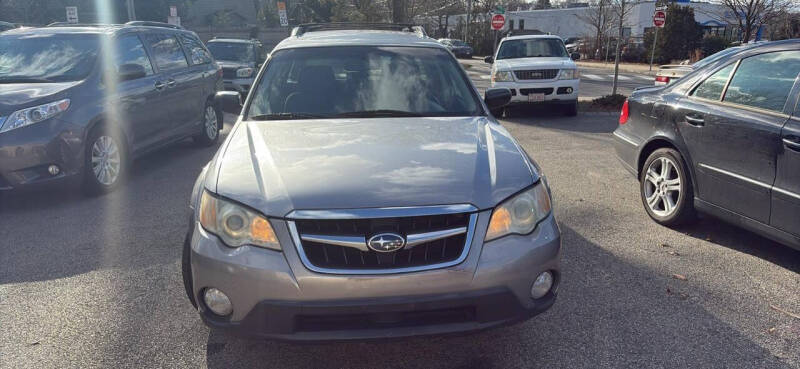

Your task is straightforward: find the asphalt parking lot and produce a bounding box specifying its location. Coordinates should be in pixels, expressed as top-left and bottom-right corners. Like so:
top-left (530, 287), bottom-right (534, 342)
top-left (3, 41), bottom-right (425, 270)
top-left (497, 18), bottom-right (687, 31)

top-left (1, 79), bottom-right (799, 368)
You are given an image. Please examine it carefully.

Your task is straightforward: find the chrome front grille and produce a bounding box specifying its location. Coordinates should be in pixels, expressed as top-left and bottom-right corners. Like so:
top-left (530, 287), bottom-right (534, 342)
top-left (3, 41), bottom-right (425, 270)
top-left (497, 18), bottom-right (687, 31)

top-left (514, 69), bottom-right (559, 80)
top-left (287, 206), bottom-right (477, 274)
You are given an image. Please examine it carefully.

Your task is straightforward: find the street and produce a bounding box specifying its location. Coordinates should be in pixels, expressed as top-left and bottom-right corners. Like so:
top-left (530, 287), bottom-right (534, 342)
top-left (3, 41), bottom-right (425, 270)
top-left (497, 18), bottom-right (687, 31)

top-left (1, 74), bottom-right (799, 368)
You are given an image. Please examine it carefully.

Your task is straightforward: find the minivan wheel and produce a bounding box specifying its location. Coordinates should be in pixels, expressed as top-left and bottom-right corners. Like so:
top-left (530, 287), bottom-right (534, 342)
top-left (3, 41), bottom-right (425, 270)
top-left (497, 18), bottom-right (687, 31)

top-left (640, 148), bottom-right (695, 226)
top-left (83, 126), bottom-right (126, 195)
top-left (193, 103), bottom-right (220, 146)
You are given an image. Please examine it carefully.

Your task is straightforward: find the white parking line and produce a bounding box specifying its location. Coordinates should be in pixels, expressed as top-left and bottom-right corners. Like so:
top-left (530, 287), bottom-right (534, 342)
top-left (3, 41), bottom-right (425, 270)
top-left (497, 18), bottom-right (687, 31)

top-left (480, 75), bottom-right (491, 80)
top-left (582, 74), bottom-right (604, 81)
top-left (615, 75), bottom-right (632, 81)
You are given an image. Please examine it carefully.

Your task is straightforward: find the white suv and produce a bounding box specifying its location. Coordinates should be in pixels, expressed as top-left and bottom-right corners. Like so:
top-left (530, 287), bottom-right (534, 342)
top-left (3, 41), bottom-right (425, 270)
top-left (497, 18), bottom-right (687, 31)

top-left (485, 34), bottom-right (580, 116)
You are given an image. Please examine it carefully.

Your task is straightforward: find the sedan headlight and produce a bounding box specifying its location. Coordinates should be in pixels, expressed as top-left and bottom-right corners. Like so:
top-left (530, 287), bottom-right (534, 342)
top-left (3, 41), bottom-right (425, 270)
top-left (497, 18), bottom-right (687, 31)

top-left (492, 70), bottom-right (514, 83)
top-left (198, 191), bottom-right (280, 250)
top-left (236, 67), bottom-right (254, 78)
top-left (0, 99), bottom-right (70, 133)
top-left (558, 69), bottom-right (579, 80)
top-left (485, 182), bottom-right (552, 241)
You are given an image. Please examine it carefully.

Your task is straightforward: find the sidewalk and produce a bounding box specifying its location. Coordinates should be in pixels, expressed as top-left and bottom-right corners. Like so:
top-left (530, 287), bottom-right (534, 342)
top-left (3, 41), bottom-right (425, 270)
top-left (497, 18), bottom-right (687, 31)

top-left (577, 60), bottom-right (657, 76)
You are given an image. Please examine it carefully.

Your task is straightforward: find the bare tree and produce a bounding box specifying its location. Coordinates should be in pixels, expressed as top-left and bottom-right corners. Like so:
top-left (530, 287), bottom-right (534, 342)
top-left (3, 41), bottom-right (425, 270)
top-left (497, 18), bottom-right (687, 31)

top-left (576, 0), bottom-right (614, 56)
top-left (610, 0), bottom-right (638, 95)
top-left (716, 0), bottom-right (791, 42)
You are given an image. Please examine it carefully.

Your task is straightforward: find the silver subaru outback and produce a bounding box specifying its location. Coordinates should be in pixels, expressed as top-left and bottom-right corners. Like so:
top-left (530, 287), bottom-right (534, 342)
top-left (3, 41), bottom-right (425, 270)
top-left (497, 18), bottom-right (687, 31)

top-left (183, 24), bottom-right (561, 341)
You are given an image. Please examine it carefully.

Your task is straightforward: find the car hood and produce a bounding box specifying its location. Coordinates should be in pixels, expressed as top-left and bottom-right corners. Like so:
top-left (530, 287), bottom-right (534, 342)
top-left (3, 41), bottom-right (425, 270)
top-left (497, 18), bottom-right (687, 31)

top-left (495, 57), bottom-right (575, 71)
top-left (0, 82), bottom-right (80, 115)
top-left (212, 117), bottom-right (538, 217)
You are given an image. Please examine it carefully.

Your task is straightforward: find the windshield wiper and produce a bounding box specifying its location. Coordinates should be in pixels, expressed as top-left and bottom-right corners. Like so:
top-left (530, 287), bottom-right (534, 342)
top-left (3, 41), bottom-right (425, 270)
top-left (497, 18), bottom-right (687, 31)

top-left (333, 110), bottom-right (424, 118)
top-left (0, 76), bottom-right (55, 83)
top-left (249, 112), bottom-right (327, 120)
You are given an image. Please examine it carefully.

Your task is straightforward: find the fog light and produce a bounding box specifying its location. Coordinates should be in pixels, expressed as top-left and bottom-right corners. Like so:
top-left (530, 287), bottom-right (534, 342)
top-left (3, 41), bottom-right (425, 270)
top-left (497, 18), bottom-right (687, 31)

top-left (566, 87), bottom-right (573, 94)
top-left (203, 288), bottom-right (233, 316)
top-left (530, 271), bottom-right (554, 299)
top-left (48, 165), bottom-right (60, 176)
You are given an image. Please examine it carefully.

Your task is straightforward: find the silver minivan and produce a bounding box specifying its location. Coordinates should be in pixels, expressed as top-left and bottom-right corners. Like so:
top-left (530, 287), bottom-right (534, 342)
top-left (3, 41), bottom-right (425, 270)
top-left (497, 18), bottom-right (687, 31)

top-left (183, 24), bottom-right (561, 340)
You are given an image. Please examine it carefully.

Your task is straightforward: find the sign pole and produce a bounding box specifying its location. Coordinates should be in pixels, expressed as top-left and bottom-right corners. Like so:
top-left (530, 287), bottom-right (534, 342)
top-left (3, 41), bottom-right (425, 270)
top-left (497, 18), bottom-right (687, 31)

top-left (649, 27), bottom-right (658, 71)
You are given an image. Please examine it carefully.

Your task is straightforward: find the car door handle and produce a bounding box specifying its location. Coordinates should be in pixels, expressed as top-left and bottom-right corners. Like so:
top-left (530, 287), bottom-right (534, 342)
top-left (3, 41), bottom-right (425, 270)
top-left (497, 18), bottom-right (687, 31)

top-left (166, 79), bottom-right (176, 88)
top-left (154, 81), bottom-right (165, 90)
top-left (783, 136), bottom-right (800, 152)
top-left (685, 114), bottom-right (705, 126)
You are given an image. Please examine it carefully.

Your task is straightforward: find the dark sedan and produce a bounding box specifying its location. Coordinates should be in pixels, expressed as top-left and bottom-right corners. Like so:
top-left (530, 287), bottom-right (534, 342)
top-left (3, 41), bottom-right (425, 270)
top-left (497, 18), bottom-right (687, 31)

top-left (612, 39), bottom-right (800, 251)
top-left (438, 38), bottom-right (474, 58)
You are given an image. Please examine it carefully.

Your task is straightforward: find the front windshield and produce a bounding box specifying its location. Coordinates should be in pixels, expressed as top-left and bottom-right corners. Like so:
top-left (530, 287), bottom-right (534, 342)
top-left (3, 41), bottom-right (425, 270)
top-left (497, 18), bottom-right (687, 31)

top-left (497, 38), bottom-right (568, 60)
top-left (0, 33), bottom-right (99, 82)
top-left (246, 46), bottom-right (481, 118)
top-left (207, 42), bottom-right (254, 63)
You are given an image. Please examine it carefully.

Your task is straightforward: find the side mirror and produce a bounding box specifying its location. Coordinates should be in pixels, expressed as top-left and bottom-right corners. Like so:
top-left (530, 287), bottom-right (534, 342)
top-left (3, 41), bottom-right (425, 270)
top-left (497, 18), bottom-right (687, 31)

top-left (484, 56), bottom-right (494, 64)
top-left (484, 88), bottom-right (512, 110)
top-left (571, 52), bottom-right (580, 61)
top-left (118, 63), bottom-right (146, 81)
top-left (215, 91), bottom-right (242, 115)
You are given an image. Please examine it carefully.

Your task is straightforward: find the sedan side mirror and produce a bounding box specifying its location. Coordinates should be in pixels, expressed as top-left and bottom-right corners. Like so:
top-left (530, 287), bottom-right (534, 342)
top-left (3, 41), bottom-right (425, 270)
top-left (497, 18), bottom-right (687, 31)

top-left (215, 91), bottom-right (242, 115)
top-left (118, 63), bottom-right (146, 82)
top-left (571, 52), bottom-right (580, 61)
top-left (484, 88), bottom-right (512, 110)
top-left (484, 56), bottom-right (494, 64)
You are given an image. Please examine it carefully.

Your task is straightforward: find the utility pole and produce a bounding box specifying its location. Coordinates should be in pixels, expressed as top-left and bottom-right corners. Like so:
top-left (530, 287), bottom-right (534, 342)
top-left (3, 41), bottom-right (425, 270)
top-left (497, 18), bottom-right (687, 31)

top-left (465, 0), bottom-right (472, 43)
top-left (126, 0), bottom-right (136, 21)
top-left (649, 27), bottom-right (658, 71)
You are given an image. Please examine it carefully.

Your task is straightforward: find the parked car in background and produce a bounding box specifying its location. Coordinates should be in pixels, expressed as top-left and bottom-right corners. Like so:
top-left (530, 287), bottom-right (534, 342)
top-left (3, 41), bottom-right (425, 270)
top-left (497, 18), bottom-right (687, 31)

top-left (614, 39), bottom-right (800, 251)
top-left (438, 38), bottom-right (474, 58)
top-left (485, 34), bottom-right (580, 116)
top-left (654, 45), bottom-right (749, 85)
top-left (206, 38), bottom-right (265, 97)
top-left (0, 22), bottom-right (222, 194)
top-left (184, 23), bottom-right (561, 340)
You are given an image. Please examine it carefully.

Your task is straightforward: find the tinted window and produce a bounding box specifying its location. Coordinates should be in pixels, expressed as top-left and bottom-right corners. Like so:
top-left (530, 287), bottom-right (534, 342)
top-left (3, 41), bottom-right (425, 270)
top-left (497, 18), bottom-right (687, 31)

top-left (207, 42), bottom-right (254, 63)
top-left (112, 35), bottom-right (153, 77)
top-left (144, 34), bottom-right (188, 71)
top-left (723, 51), bottom-right (800, 112)
top-left (247, 46), bottom-right (481, 118)
top-left (691, 63), bottom-right (735, 100)
top-left (0, 33), bottom-right (98, 82)
top-left (497, 38), bottom-right (567, 59)
top-left (178, 33), bottom-right (212, 65)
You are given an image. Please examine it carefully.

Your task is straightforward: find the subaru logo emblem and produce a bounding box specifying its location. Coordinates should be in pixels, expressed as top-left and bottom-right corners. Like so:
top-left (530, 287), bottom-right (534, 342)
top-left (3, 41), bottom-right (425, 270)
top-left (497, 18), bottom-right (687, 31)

top-left (367, 233), bottom-right (405, 253)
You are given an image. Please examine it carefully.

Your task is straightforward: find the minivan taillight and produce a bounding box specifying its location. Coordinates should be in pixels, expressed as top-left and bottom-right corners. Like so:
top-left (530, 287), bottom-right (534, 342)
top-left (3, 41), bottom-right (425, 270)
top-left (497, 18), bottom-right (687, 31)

top-left (655, 76), bottom-right (670, 84)
top-left (619, 100), bottom-right (629, 125)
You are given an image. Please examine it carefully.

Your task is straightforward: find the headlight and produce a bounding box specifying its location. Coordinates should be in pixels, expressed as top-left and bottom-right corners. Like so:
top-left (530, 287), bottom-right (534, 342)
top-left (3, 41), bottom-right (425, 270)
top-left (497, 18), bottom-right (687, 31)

top-left (485, 182), bottom-right (552, 241)
top-left (492, 70), bottom-right (514, 83)
top-left (236, 67), bottom-right (254, 78)
top-left (0, 99), bottom-right (70, 133)
top-left (558, 69), bottom-right (579, 80)
top-left (198, 191), bottom-right (280, 250)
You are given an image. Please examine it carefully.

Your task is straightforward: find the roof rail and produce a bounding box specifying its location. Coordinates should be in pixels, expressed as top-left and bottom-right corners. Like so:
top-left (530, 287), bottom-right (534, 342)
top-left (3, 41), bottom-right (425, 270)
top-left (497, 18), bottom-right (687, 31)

top-left (45, 22), bottom-right (112, 27)
top-left (125, 21), bottom-right (183, 29)
top-left (291, 23), bottom-right (426, 37)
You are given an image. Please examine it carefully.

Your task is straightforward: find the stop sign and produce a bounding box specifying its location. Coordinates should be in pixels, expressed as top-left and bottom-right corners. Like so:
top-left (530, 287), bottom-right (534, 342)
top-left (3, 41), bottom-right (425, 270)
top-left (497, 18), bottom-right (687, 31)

top-left (491, 14), bottom-right (506, 31)
top-left (653, 10), bottom-right (666, 28)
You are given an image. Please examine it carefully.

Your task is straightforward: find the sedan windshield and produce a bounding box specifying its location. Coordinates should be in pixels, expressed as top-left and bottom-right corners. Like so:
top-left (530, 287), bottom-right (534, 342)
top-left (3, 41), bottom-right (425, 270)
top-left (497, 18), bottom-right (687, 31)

top-left (0, 33), bottom-right (99, 82)
top-left (247, 46), bottom-right (481, 119)
top-left (207, 42), bottom-right (254, 63)
top-left (497, 38), bottom-right (568, 60)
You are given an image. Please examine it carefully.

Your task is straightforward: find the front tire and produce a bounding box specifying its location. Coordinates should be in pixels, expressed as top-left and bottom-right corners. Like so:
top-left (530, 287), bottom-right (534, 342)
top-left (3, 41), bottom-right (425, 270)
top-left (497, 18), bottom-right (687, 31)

top-left (193, 102), bottom-right (220, 147)
top-left (640, 148), bottom-right (695, 226)
top-left (83, 126), bottom-right (126, 195)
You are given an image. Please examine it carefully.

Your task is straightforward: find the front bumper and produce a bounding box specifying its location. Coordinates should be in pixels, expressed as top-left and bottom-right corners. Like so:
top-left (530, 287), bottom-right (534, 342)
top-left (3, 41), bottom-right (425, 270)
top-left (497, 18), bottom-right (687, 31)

top-left (222, 77), bottom-right (254, 96)
top-left (0, 117), bottom-right (84, 191)
top-left (492, 79), bottom-right (579, 105)
top-left (188, 210), bottom-right (561, 341)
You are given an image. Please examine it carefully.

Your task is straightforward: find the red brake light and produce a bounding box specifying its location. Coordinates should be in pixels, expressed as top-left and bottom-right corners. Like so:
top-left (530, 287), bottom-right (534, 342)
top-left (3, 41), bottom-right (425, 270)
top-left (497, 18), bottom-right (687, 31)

top-left (619, 100), bottom-right (629, 125)
top-left (655, 76), bottom-right (670, 83)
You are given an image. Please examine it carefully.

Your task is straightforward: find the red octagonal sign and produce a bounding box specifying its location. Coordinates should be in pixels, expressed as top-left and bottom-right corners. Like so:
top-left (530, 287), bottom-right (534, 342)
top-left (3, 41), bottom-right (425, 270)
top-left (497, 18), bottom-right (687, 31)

top-left (491, 14), bottom-right (506, 30)
top-left (653, 10), bottom-right (666, 28)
